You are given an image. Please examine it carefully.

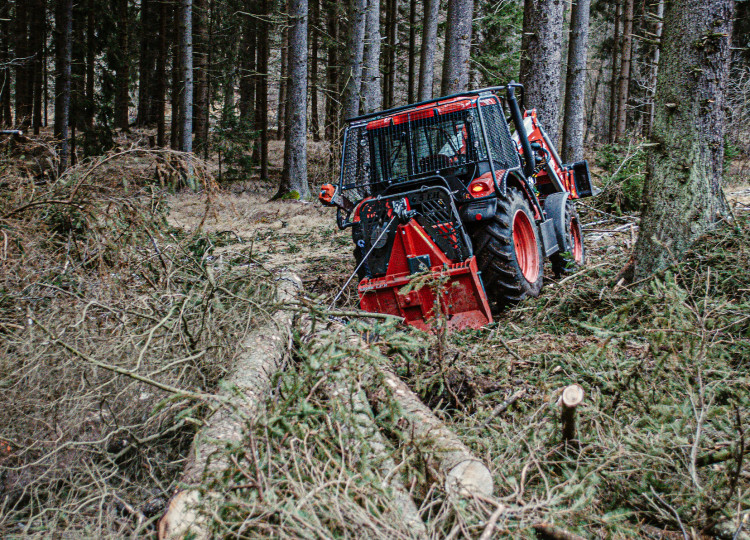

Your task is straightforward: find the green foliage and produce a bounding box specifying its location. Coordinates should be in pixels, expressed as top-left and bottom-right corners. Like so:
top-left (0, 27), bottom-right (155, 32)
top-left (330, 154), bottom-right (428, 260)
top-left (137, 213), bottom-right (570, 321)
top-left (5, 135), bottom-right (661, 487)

top-left (472, 0), bottom-right (524, 86)
top-left (212, 113), bottom-right (259, 182)
top-left (595, 142), bottom-right (647, 214)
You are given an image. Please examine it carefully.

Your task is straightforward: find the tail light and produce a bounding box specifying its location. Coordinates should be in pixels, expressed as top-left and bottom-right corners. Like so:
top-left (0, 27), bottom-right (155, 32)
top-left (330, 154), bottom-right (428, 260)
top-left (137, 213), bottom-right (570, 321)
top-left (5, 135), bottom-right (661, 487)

top-left (468, 178), bottom-right (493, 198)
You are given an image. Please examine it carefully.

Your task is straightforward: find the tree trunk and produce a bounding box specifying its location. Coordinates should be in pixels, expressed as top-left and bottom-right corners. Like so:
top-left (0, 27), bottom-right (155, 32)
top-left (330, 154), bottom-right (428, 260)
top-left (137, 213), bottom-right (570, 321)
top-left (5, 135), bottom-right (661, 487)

top-left (631, 0), bottom-right (734, 279)
top-left (407, 0), bottom-right (417, 104)
top-left (193, 0), bottom-right (208, 151)
top-left (341, 0), bottom-right (366, 120)
top-left (137, 0), bottom-right (157, 126)
top-left (360, 0), bottom-right (382, 114)
top-left (14, 0), bottom-right (31, 127)
top-left (418, 0), bottom-right (438, 101)
top-left (310, 0), bottom-right (320, 140)
top-left (30, 0), bottom-right (45, 135)
top-left (644, 0), bottom-right (664, 137)
top-left (156, 0), bottom-right (169, 146)
top-left (239, 19), bottom-right (256, 123)
top-left (157, 273), bottom-right (302, 540)
top-left (614, 0), bottom-right (633, 141)
top-left (372, 367), bottom-right (494, 498)
top-left (441, 0), bottom-right (473, 95)
top-left (324, 0), bottom-right (339, 140)
top-left (180, 0), bottom-right (193, 156)
top-left (256, 0), bottom-right (270, 181)
top-left (519, 0), bottom-right (564, 144)
top-left (54, 0), bottom-right (73, 173)
top-left (277, 18), bottom-right (288, 139)
top-left (560, 0), bottom-right (591, 163)
top-left (170, 37), bottom-right (181, 149)
top-left (115, 0), bottom-right (130, 130)
top-left (277, 0), bottom-right (309, 199)
top-left (382, 0), bottom-right (398, 108)
top-left (84, 0), bottom-right (94, 129)
top-left (608, 0), bottom-right (621, 143)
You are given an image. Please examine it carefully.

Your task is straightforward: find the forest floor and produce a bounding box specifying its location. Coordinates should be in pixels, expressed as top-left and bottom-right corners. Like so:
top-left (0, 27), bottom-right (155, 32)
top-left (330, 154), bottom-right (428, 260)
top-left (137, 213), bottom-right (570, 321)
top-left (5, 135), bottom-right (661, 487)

top-left (1, 134), bottom-right (749, 538)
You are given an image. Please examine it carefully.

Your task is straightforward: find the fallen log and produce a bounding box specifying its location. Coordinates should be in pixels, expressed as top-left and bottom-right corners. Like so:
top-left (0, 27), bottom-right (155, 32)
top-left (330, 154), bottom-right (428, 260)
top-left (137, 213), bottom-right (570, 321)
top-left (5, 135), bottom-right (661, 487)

top-left (158, 271), bottom-right (302, 540)
top-left (374, 367), bottom-right (494, 498)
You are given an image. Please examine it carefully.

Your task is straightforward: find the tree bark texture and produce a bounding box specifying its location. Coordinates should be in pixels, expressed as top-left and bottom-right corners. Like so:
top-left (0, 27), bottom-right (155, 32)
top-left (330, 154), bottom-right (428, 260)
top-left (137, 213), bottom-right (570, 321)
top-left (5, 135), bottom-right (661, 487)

top-left (137, 0), bottom-right (158, 125)
top-left (14, 0), bottom-right (31, 127)
top-left (158, 273), bottom-right (302, 540)
top-left (0, 0), bottom-right (10, 127)
top-left (255, 0), bottom-right (270, 181)
top-left (54, 0), bottom-right (73, 173)
top-left (383, 0), bottom-right (398, 108)
top-left (84, 0), bottom-right (94, 129)
top-left (608, 0), bottom-right (621, 143)
top-left (375, 367), bottom-right (494, 498)
top-left (180, 0), bottom-right (193, 155)
top-left (115, 0), bottom-right (130, 130)
top-left (277, 18), bottom-right (288, 139)
top-left (342, 0), bottom-right (366, 120)
top-left (645, 0), bottom-right (664, 137)
top-left (418, 0), bottom-right (439, 101)
top-left (278, 0), bottom-right (309, 199)
top-left (407, 0), bottom-right (417, 103)
top-left (324, 0), bottom-right (339, 140)
top-left (193, 0), bottom-right (209, 151)
top-left (360, 0), bottom-right (382, 114)
top-left (310, 0), bottom-right (320, 140)
top-left (614, 0), bottom-right (633, 141)
top-left (632, 0), bottom-right (734, 279)
top-left (239, 18), bottom-right (256, 122)
top-left (30, 0), bottom-right (45, 134)
top-left (156, 0), bottom-right (169, 146)
top-left (441, 0), bottom-right (473, 95)
top-left (561, 0), bottom-right (591, 163)
top-left (519, 0), bottom-right (564, 144)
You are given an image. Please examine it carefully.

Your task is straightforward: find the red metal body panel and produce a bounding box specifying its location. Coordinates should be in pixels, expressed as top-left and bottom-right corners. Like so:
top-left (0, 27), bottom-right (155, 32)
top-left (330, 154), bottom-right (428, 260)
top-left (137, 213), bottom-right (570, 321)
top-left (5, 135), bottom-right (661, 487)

top-left (357, 219), bottom-right (493, 331)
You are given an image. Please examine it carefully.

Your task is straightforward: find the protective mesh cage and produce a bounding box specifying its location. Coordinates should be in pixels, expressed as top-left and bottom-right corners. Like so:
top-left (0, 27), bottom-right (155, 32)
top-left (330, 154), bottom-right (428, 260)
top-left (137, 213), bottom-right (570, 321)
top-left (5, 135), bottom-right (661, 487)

top-left (478, 98), bottom-right (521, 170)
top-left (340, 125), bottom-right (373, 203)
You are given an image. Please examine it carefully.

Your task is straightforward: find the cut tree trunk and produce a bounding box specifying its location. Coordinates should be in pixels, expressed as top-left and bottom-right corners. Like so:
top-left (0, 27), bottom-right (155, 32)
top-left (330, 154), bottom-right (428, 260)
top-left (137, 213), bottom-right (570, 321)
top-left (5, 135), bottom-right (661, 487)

top-left (158, 273), bottom-right (302, 540)
top-left (374, 367), bottom-right (494, 498)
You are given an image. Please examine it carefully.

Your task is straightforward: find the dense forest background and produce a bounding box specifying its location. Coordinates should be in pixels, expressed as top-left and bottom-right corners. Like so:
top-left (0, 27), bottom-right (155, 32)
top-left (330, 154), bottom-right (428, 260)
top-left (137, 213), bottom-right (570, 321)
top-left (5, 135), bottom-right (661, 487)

top-left (2, 0), bottom-right (748, 191)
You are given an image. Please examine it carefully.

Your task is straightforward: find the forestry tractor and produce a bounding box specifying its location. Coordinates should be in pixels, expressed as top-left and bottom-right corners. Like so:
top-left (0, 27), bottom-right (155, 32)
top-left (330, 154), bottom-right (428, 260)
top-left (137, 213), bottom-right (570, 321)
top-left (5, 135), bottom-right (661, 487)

top-left (319, 83), bottom-right (596, 331)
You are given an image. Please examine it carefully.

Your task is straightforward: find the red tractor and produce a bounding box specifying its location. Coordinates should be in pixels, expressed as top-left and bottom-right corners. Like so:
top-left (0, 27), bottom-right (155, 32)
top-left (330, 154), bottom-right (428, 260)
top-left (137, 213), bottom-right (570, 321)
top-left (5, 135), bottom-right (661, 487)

top-left (320, 83), bottom-right (595, 331)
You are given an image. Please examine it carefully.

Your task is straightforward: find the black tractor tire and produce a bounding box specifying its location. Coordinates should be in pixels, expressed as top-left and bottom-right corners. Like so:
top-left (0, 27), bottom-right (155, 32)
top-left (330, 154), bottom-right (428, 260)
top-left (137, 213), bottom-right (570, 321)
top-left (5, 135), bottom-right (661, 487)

top-left (472, 187), bottom-right (544, 306)
top-left (550, 200), bottom-right (586, 277)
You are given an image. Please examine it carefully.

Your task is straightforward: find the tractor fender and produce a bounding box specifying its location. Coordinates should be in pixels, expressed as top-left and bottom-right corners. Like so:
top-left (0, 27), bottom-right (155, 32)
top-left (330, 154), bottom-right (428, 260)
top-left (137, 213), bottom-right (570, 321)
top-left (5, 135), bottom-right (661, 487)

top-left (543, 192), bottom-right (570, 253)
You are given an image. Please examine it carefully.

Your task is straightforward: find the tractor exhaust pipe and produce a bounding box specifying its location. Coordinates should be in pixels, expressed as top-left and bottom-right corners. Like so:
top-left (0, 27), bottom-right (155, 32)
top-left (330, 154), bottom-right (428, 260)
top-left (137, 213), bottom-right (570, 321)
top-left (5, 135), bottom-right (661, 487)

top-left (506, 83), bottom-right (536, 179)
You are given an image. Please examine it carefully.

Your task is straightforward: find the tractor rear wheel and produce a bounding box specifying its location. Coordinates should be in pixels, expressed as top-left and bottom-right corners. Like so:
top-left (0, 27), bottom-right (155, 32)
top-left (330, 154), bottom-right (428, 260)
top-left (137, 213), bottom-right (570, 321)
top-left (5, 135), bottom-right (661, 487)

top-left (550, 200), bottom-right (586, 276)
top-left (473, 187), bottom-right (544, 306)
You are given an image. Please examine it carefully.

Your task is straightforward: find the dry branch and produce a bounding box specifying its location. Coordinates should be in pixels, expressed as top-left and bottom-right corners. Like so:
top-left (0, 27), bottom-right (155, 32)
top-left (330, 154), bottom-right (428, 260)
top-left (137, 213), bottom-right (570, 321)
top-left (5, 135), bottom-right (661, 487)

top-left (158, 271), bottom-right (302, 540)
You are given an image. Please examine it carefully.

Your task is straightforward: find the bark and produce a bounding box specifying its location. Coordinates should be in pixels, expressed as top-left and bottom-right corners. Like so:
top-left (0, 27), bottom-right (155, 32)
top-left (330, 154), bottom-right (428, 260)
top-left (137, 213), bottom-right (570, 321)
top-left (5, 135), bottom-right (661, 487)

top-left (170, 37), bottom-right (181, 149)
top-left (14, 0), bottom-right (31, 127)
top-left (383, 0), bottom-right (398, 108)
top-left (519, 0), bottom-right (564, 144)
top-left (54, 0), bottom-right (73, 173)
top-left (608, 0), bottom-right (621, 143)
top-left (374, 367), bottom-right (494, 498)
top-left (179, 0), bottom-right (193, 156)
top-left (631, 0), bottom-right (734, 279)
top-left (158, 273), bottom-right (302, 540)
top-left (277, 0), bottom-right (309, 199)
top-left (360, 0), bottom-right (382, 114)
top-left (441, 0), bottom-right (473, 95)
top-left (0, 0), bottom-right (10, 126)
top-left (84, 0), bottom-right (94, 129)
top-left (644, 0), bottom-right (664, 137)
top-left (193, 0), bottom-right (208, 151)
top-left (239, 18), bottom-right (256, 122)
top-left (30, 0), bottom-right (45, 134)
top-left (255, 0), bottom-right (270, 180)
top-left (310, 0), bottom-right (320, 139)
top-left (277, 19), bottom-right (288, 139)
top-left (324, 0), bottom-right (339, 140)
top-left (407, 0), bottom-right (417, 103)
top-left (418, 0), bottom-right (438, 101)
top-left (137, 0), bottom-right (157, 125)
top-left (614, 0), bottom-right (633, 141)
top-left (341, 0), bottom-right (366, 120)
top-left (115, 0), bottom-right (130, 130)
top-left (560, 0), bottom-right (591, 163)
top-left (156, 0), bottom-right (169, 146)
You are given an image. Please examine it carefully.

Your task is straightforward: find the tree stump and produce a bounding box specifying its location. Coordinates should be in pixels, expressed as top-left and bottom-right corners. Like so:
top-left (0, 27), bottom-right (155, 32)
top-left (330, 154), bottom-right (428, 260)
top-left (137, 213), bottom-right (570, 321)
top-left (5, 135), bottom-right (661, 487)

top-left (560, 384), bottom-right (584, 444)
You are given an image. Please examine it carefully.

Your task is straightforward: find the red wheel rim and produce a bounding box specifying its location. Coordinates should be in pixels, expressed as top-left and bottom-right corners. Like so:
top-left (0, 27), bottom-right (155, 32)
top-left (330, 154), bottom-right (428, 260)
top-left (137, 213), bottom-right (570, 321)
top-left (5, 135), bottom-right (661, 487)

top-left (571, 218), bottom-right (583, 263)
top-left (512, 210), bottom-right (540, 282)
